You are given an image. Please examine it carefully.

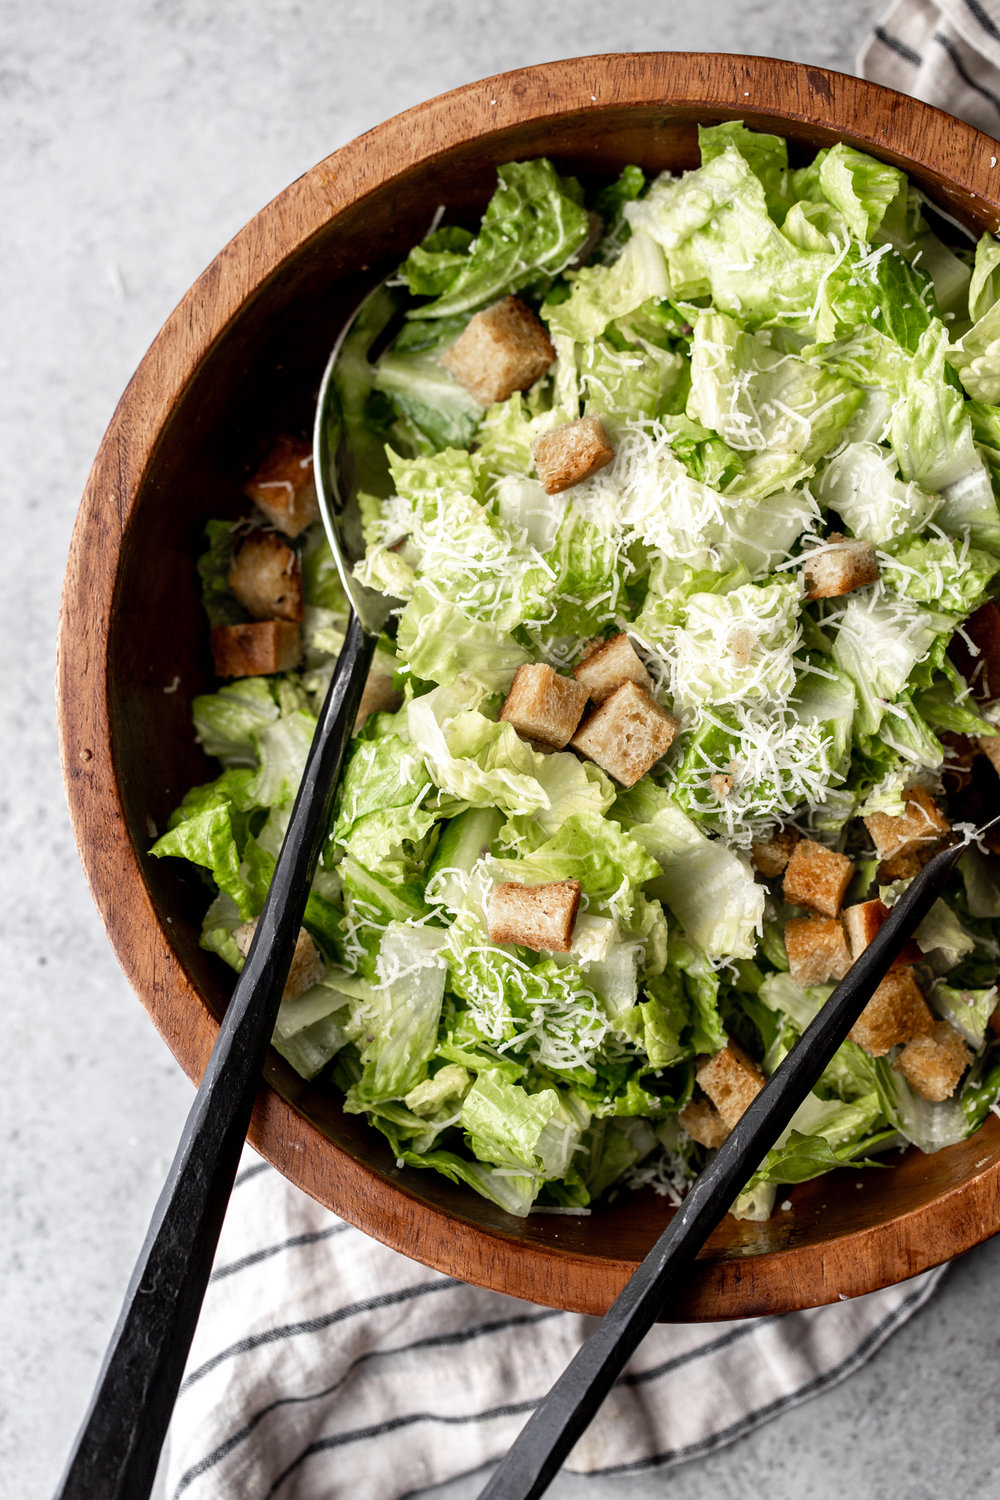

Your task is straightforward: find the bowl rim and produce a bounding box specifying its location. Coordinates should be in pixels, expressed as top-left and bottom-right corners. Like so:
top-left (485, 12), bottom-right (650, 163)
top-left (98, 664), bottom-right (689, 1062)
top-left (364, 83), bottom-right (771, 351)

top-left (57, 50), bottom-right (1000, 1319)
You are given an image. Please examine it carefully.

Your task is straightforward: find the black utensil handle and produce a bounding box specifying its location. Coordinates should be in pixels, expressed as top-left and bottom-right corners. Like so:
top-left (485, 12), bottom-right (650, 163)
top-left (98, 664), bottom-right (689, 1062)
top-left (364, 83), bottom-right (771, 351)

top-left (479, 838), bottom-right (966, 1500)
top-left (55, 613), bottom-right (375, 1500)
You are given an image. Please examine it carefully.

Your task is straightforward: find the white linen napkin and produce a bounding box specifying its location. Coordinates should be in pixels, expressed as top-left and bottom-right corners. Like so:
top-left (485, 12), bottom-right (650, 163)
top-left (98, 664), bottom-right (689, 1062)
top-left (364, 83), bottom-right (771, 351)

top-left (859, 0), bottom-right (1000, 137)
top-left (163, 1149), bottom-right (943, 1500)
top-left (163, 18), bottom-right (1000, 1494)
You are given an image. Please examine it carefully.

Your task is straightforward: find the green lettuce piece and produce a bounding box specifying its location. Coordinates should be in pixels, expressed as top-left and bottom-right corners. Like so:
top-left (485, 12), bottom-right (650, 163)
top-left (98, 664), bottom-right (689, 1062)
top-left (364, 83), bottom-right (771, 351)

top-left (150, 804), bottom-right (252, 919)
top-left (397, 225), bottom-right (474, 297)
top-left (883, 535), bottom-right (1000, 614)
top-left (625, 147), bottom-right (836, 322)
top-left (671, 577), bottom-right (801, 711)
top-left (617, 783), bottom-right (764, 960)
top-left (333, 732), bottom-right (440, 869)
top-left (688, 311), bottom-right (860, 467)
top-left (544, 230), bottom-right (671, 342)
top-left (196, 520), bottom-right (244, 627)
top-left (914, 898), bottom-right (977, 970)
top-left (950, 297), bottom-right (1000, 403)
top-left (192, 678), bottom-right (280, 765)
top-left (812, 143), bottom-right (905, 244)
top-left (874, 1057), bottom-right (971, 1153)
top-left (968, 232), bottom-right (1000, 322)
top-left (815, 442), bottom-right (938, 544)
top-left (350, 924), bottom-right (448, 1100)
top-left (832, 588), bottom-right (951, 736)
top-left (426, 806), bottom-right (504, 913)
top-left (960, 848), bottom-right (1000, 918)
top-left (246, 709), bottom-right (315, 808)
top-left (405, 160), bottom-right (589, 319)
top-left (815, 242), bottom-right (935, 352)
top-left (407, 679), bottom-right (614, 833)
top-left (698, 120), bottom-right (789, 215)
top-left (392, 1144), bottom-right (538, 1217)
top-left (395, 588), bottom-right (531, 693)
top-left (461, 1068), bottom-right (590, 1181)
top-left (931, 981), bottom-right (998, 1047)
top-left (580, 335), bottom-right (683, 420)
top-left (372, 345), bottom-right (482, 454)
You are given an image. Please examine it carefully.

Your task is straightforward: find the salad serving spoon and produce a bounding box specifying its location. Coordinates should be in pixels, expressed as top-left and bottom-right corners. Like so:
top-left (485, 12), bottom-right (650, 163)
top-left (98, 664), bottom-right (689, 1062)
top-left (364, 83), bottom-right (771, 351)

top-left (52, 287), bottom-right (400, 1500)
top-left (52, 278), bottom-right (974, 1500)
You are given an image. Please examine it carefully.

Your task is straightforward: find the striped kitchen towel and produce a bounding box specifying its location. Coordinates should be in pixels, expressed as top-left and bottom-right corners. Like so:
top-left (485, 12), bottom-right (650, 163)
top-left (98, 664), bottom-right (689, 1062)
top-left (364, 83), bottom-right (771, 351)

top-left (860, 0), bottom-right (1000, 136)
top-left (162, 1149), bottom-right (944, 1499)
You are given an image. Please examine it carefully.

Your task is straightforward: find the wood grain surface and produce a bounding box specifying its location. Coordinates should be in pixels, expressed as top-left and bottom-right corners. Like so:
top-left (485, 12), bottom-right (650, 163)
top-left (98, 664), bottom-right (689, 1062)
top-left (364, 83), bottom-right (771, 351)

top-left (57, 53), bottom-right (1000, 1320)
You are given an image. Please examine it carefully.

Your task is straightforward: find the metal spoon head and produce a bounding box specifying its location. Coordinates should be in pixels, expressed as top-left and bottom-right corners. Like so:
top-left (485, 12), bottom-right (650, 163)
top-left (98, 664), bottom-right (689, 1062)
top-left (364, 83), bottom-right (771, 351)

top-left (313, 281), bottom-right (409, 637)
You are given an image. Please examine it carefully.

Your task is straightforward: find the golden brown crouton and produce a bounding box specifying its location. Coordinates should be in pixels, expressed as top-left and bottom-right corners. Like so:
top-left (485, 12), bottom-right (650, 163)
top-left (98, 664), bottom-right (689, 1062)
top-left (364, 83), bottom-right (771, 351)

top-left (244, 436), bottom-right (319, 537)
top-left (849, 967), bottom-right (935, 1056)
top-left (784, 916), bottom-right (852, 988)
top-left (487, 878), bottom-right (582, 953)
top-left (499, 663), bottom-right (589, 750)
top-left (440, 296), bottom-right (556, 407)
top-left (750, 825), bottom-right (801, 879)
top-left (570, 680), bottom-right (680, 787)
top-left (696, 1039), bottom-right (766, 1132)
top-left (782, 838), bottom-right (855, 918)
top-left (842, 898), bottom-right (922, 968)
top-left (802, 534), bottom-right (879, 600)
top-left (355, 672), bottom-right (402, 731)
top-left (678, 1095), bottom-right (728, 1149)
top-left (864, 785), bottom-right (951, 863)
top-left (951, 599), bottom-right (1000, 702)
top-left (531, 416), bottom-right (615, 495)
top-left (710, 773), bottom-right (733, 799)
top-left (573, 633), bottom-right (652, 705)
top-left (227, 529), bottom-right (305, 623)
top-left (211, 620), bottom-right (301, 678)
top-left (894, 1020), bottom-right (972, 1101)
top-left (233, 920), bottom-right (326, 999)
top-left (978, 733), bottom-right (1000, 777)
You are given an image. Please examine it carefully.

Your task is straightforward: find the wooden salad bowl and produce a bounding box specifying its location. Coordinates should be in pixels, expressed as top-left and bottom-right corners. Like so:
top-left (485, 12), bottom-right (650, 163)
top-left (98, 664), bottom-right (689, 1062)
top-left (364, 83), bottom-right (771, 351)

top-left (58, 53), bottom-right (1000, 1319)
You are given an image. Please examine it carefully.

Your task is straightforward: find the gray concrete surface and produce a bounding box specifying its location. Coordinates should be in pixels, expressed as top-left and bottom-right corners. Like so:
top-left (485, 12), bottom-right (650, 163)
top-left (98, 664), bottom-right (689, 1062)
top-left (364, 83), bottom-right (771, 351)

top-left (3, 2), bottom-right (999, 1498)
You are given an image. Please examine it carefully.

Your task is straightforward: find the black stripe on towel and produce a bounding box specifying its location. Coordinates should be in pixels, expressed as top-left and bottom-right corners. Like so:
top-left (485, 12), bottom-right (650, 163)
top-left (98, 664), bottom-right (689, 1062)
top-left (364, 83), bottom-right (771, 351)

top-left (209, 1223), bottom-right (351, 1282)
top-left (964, 0), bottom-right (1000, 45)
top-left (873, 25), bottom-right (923, 67)
top-left (934, 29), bottom-right (1000, 115)
top-left (170, 1308), bottom-right (566, 1498)
top-left (178, 1277), bottom-right (460, 1391)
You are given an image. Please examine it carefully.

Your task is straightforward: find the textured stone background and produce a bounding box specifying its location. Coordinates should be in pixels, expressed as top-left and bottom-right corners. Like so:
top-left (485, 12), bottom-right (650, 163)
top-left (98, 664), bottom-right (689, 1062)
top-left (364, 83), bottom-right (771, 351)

top-left (3, 2), bottom-right (998, 1497)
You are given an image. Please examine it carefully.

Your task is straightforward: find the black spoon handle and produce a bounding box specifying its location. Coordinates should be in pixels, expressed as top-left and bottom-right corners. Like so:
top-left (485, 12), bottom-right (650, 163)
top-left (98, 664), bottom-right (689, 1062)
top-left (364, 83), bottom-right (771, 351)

top-left (54, 613), bottom-right (375, 1500)
top-left (479, 838), bottom-right (966, 1500)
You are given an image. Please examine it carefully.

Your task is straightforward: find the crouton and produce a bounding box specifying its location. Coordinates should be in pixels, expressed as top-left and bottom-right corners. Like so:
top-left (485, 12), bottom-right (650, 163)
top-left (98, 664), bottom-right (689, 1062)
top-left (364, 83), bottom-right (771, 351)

top-left (440, 296), bottom-right (556, 407)
top-left (355, 672), bottom-right (402, 730)
top-left (710, 773), bottom-right (733, 799)
top-left (951, 599), bottom-right (1000, 702)
top-left (784, 916), bottom-right (852, 988)
top-left (696, 1039), bottom-right (766, 1132)
top-left (573, 633), bottom-right (652, 705)
top-left (849, 967), bottom-right (935, 1056)
top-left (233, 920), bottom-right (326, 1000)
top-left (678, 1095), bottom-right (728, 1150)
top-left (570, 680), bottom-right (680, 787)
top-left (499, 663), bottom-right (589, 750)
top-left (782, 838), bottom-right (855, 918)
top-left (979, 733), bottom-right (1000, 777)
top-left (750, 825), bottom-right (801, 879)
top-left (864, 785), bottom-right (951, 864)
top-left (227, 529), bottom-right (305, 623)
top-left (487, 878), bottom-right (582, 953)
top-left (244, 436), bottom-right (319, 537)
top-left (531, 416), bottom-right (616, 495)
top-left (842, 898), bottom-right (922, 968)
top-left (802, 534), bottom-right (879, 600)
top-left (894, 1020), bottom-right (972, 1102)
top-left (211, 620), bottom-right (301, 678)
